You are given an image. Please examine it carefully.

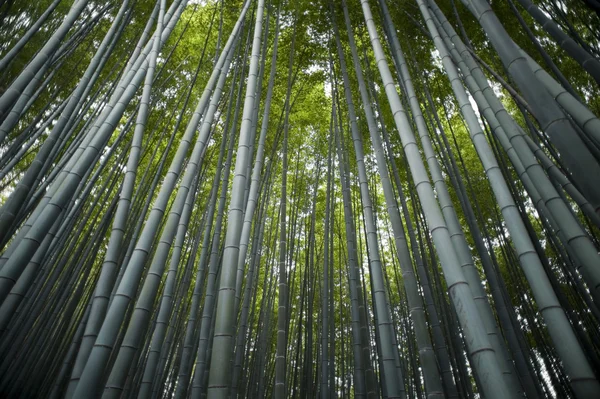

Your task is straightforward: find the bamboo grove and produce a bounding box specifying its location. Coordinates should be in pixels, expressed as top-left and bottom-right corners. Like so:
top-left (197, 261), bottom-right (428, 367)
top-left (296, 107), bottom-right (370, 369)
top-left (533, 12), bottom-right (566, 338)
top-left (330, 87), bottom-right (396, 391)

top-left (0, 0), bottom-right (599, 397)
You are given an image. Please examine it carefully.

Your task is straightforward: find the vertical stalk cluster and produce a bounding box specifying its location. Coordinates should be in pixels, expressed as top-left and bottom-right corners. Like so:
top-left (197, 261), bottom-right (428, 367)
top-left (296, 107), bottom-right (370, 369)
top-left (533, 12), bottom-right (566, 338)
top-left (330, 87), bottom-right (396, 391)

top-left (0, 0), bottom-right (599, 397)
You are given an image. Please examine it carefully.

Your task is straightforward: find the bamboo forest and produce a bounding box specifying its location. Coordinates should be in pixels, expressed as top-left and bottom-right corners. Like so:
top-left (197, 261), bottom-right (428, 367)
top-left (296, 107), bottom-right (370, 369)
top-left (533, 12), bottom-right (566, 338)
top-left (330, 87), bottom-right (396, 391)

top-left (2, 0), bottom-right (600, 398)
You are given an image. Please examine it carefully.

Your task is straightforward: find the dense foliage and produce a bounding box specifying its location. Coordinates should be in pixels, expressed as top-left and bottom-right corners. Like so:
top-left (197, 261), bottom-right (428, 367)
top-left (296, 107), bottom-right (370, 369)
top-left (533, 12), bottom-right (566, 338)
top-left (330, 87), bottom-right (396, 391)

top-left (0, 0), bottom-right (599, 398)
